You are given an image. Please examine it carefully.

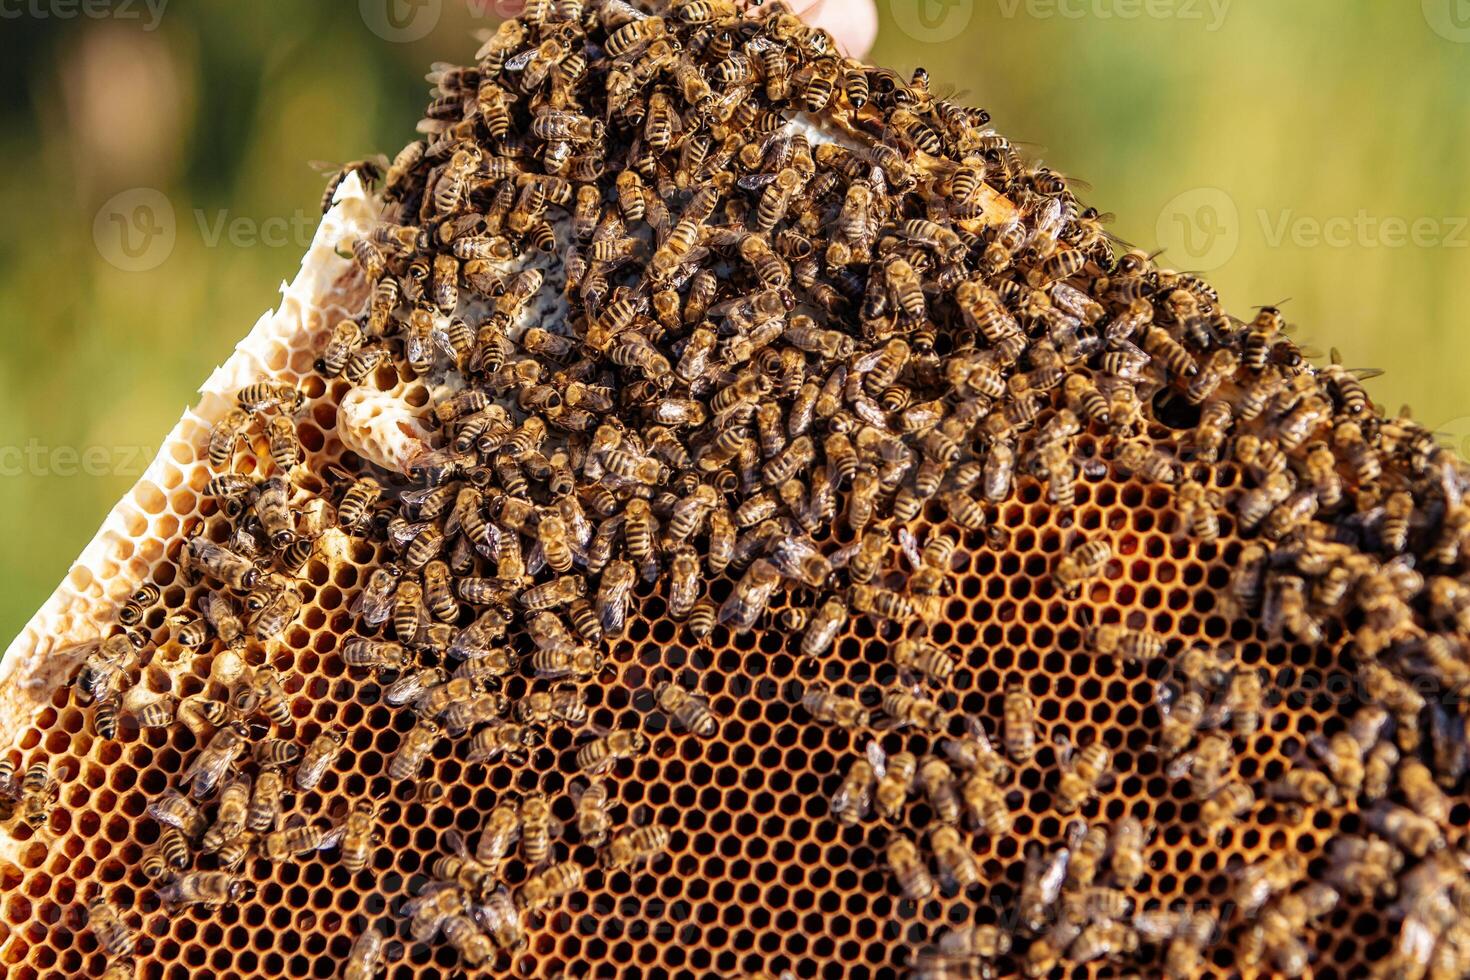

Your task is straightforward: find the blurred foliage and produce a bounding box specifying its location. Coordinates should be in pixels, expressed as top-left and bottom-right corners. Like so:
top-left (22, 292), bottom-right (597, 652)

top-left (0, 0), bottom-right (1468, 641)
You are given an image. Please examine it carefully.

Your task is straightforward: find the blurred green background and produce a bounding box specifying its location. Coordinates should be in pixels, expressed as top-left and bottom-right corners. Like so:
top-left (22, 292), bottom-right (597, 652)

top-left (1, 1), bottom-right (1468, 643)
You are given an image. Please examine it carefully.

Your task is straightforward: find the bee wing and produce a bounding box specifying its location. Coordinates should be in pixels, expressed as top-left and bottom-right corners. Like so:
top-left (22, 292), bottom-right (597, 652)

top-left (180, 751), bottom-right (231, 799)
top-left (1052, 734), bottom-right (1075, 769)
top-left (443, 827), bottom-right (470, 858)
top-left (735, 172), bottom-right (780, 192)
top-left (1038, 847), bottom-right (1070, 905)
top-left (1154, 680), bottom-right (1178, 715)
top-left (319, 823), bottom-right (348, 851)
top-left (897, 528), bottom-right (922, 569)
top-left (864, 740), bottom-right (887, 780)
top-left (503, 47), bottom-right (540, 71)
top-left (1165, 752), bottom-right (1195, 782)
top-left (962, 713), bottom-right (992, 746)
top-left (294, 751), bottom-right (333, 790)
top-left (1132, 909), bottom-right (1183, 944)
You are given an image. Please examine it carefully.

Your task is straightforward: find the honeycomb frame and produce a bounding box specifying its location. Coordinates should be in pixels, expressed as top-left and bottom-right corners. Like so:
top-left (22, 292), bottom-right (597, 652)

top-left (0, 10), bottom-right (1462, 979)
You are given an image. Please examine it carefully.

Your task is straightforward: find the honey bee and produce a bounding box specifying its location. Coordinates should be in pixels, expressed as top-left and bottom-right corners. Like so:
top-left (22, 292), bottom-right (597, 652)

top-left (208, 408), bottom-right (251, 469)
top-left (1054, 536), bottom-right (1111, 595)
top-left (516, 791), bottom-right (557, 868)
top-left (656, 680), bottom-right (719, 737)
top-left (517, 860), bottom-right (585, 912)
top-left (201, 775), bottom-right (251, 853)
top-left (156, 825), bottom-right (192, 871)
top-left (184, 536), bottom-right (258, 591)
top-left (801, 683), bottom-right (870, 730)
top-left (891, 637), bottom-right (956, 685)
top-left (335, 799), bottom-right (379, 874)
top-left (529, 638), bottom-right (603, 681)
top-left (1173, 479), bottom-right (1221, 544)
top-left (1064, 822), bottom-right (1113, 907)
top-left (159, 871), bottom-right (250, 908)
top-left (1398, 759), bottom-right (1451, 824)
top-left (576, 728), bottom-right (647, 773)
top-left (86, 896), bottom-right (136, 958)
top-left (351, 566), bottom-right (400, 630)
top-left (516, 685), bottom-right (588, 727)
top-left (929, 824), bottom-right (981, 893)
top-left (247, 765), bottom-right (286, 833)
top-left (1087, 622), bottom-right (1166, 664)
top-left (683, 598), bottom-right (717, 642)
top-left (342, 637), bottom-right (410, 673)
top-left (1055, 740), bottom-right (1112, 814)
top-left (1195, 780), bottom-right (1255, 840)
top-left (880, 685), bottom-right (945, 732)
top-left (180, 722), bottom-right (248, 799)
top-left (90, 693), bottom-right (120, 739)
top-left (1225, 668), bottom-right (1264, 735)
top-left (595, 558), bottom-right (636, 636)
top-left (466, 722), bottom-right (538, 764)
top-left (1018, 843), bottom-right (1072, 932)
top-left (918, 755), bottom-right (962, 826)
top-left (1326, 835), bottom-right (1404, 900)
top-left (1267, 767), bottom-right (1342, 811)
top-left (909, 924), bottom-right (1012, 980)
top-left (73, 633), bottom-right (135, 705)
top-left (390, 719), bottom-right (442, 780)
top-left (719, 559), bottom-right (782, 632)
top-left (1368, 802), bottom-right (1445, 858)
top-left (1116, 440), bottom-right (1178, 484)
top-left (1363, 738), bottom-right (1399, 803)
top-left (1003, 681), bottom-right (1036, 763)
top-left (960, 770), bottom-right (1012, 837)
top-left (264, 415), bottom-right (302, 472)
top-left (518, 574), bottom-right (586, 613)
top-left (1172, 730), bottom-right (1232, 801)
top-left (563, 780), bottom-right (613, 849)
top-left (295, 725), bottom-right (346, 790)
top-left (99, 958), bottom-right (136, 980)
top-left (605, 823), bottom-right (672, 872)
top-left (1161, 910), bottom-right (1218, 978)
top-left (343, 927), bottom-right (385, 980)
top-left (117, 583), bottom-right (160, 627)
top-left (147, 791), bottom-right (210, 848)
top-left (886, 834), bottom-right (935, 901)
top-left (260, 816), bottom-right (342, 863)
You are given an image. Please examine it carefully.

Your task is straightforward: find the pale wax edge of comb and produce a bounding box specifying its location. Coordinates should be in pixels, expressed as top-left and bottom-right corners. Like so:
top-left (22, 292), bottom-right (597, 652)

top-left (0, 172), bottom-right (379, 753)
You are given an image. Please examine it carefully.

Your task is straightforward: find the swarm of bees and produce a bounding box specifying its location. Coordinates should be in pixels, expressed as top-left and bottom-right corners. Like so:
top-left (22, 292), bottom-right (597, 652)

top-left (8, 0), bottom-right (1470, 976)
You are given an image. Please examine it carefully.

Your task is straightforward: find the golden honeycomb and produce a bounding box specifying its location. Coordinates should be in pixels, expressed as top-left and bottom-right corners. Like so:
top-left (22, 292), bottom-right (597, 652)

top-left (0, 254), bottom-right (1410, 979)
top-left (0, 4), bottom-right (1465, 979)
